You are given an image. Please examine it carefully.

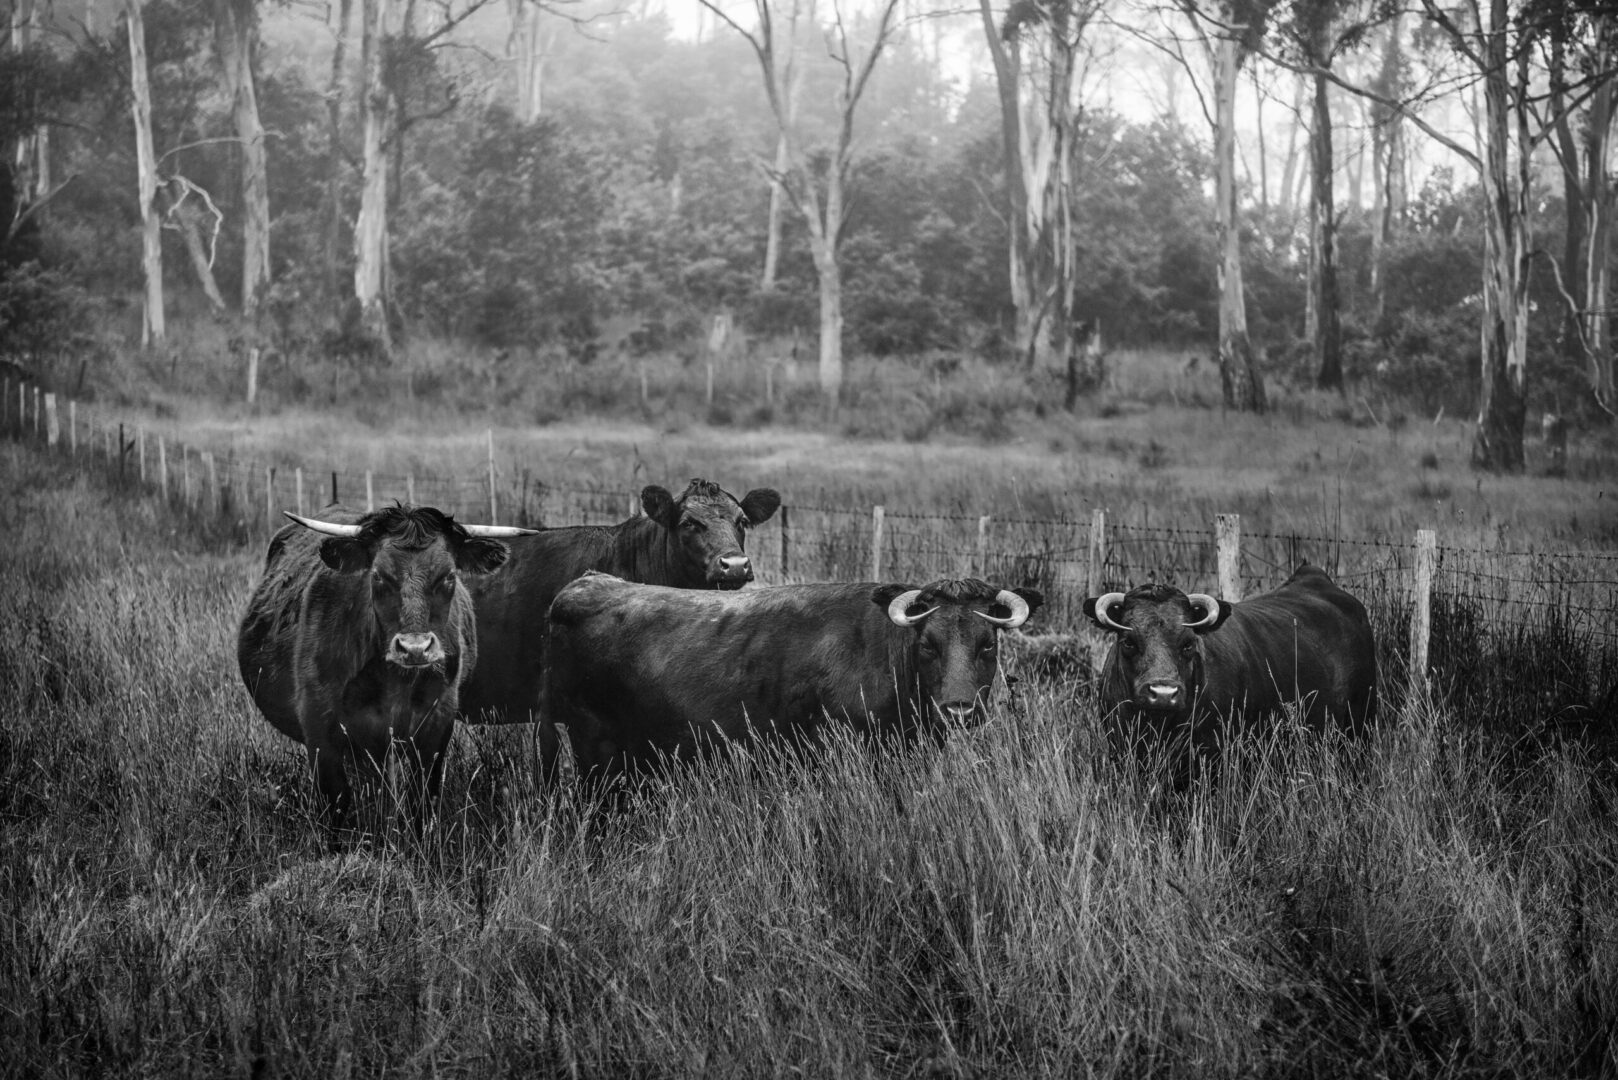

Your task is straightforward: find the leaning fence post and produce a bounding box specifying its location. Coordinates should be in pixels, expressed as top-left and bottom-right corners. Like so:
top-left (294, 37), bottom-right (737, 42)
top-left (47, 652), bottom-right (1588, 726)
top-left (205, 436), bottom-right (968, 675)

top-left (1410, 529), bottom-right (1437, 699)
top-left (266, 466), bottom-right (276, 534)
top-left (976, 515), bottom-right (992, 577)
top-left (44, 393), bottom-right (58, 448)
top-left (1086, 509), bottom-right (1107, 596)
top-left (870, 504), bottom-right (886, 581)
top-left (487, 428), bottom-right (498, 523)
top-left (779, 503), bottom-right (791, 580)
top-left (1216, 513), bottom-right (1242, 600)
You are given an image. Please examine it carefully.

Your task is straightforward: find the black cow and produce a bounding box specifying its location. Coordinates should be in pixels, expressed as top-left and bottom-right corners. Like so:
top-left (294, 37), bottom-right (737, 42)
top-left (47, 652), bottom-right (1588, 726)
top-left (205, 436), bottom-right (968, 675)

top-left (458, 478), bottom-right (780, 730)
top-left (237, 505), bottom-right (533, 830)
top-left (545, 574), bottom-right (1043, 783)
top-left (1083, 564), bottom-right (1377, 780)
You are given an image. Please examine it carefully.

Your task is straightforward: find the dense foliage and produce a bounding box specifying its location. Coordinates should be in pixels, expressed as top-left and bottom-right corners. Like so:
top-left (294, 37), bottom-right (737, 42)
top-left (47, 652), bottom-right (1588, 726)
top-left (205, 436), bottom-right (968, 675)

top-left (0, 1), bottom-right (1604, 420)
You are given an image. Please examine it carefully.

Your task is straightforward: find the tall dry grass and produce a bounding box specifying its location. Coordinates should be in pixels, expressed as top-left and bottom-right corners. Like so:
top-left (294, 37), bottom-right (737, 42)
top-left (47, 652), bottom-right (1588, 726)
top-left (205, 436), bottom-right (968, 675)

top-left (2, 439), bottom-right (1615, 1078)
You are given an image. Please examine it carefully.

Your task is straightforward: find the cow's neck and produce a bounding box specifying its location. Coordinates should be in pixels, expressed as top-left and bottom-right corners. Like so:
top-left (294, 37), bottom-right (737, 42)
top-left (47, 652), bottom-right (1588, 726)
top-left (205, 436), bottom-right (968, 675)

top-left (603, 516), bottom-right (704, 587)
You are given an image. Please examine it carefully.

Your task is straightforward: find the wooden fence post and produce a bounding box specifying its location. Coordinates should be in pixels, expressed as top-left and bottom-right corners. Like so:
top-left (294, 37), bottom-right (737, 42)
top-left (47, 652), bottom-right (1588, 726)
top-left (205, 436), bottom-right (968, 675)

top-left (295, 466), bottom-right (306, 517)
top-left (639, 363), bottom-right (649, 408)
top-left (33, 386), bottom-right (41, 437)
top-left (266, 466), bottom-right (276, 533)
top-left (870, 504), bottom-right (886, 581)
top-left (330, 470), bottom-right (339, 506)
top-left (779, 503), bottom-right (791, 580)
top-left (204, 452), bottom-right (217, 516)
top-left (158, 436), bottom-right (168, 503)
top-left (976, 515), bottom-right (992, 577)
top-left (182, 444), bottom-right (192, 507)
top-left (137, 427), bottom-right (146, 485)
top-left (68, 400), bottom-right (76, 455)
top-left (1086, 509), bottom-right (1107, 596)
top-left (44, 393), bottom-right (58, 448)
top-left (16, 381), bottom-right (24, 432)
top-left (246, 346), bottom-right (259, 405)
top-left (406, 474), bottom-right (415, 506)
top-left (765, 364), bottom-right (774, 406)
top-left (1, 377), bottom-right (9, 433)
top-left (1409, 529), bottom-right (1437, 699)
top-left (487, 428), bottom-right (497, 523)
top-left (1216, 513), bottom-right (1242, 600)
top-left (365, 470), bottom-right (374, 511)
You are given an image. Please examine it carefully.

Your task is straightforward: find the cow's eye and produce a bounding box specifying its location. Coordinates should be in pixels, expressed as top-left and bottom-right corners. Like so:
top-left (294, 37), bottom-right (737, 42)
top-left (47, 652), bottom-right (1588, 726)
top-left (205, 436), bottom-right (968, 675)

top-left (372, 571), bottom-right (397, 591)
top-left (1120, 638), bottom-right (1139, 655)
top-left (979, 642), bottom-right (998, 657)
top-left (437, 574), bottom-right (456, 594)
top-left (681, 518), bottom-right (704, 532)
top-left (919, 639), bottom-right (940, 657)
top-left (1180, 640), bottom-right (1196, 655)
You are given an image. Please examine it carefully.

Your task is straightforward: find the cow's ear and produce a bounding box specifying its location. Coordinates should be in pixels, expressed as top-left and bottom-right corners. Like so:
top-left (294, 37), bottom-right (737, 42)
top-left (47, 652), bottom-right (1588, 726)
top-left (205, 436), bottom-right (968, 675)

top-left (1011, 587), bottom-right (1044, 614)
top-left (1188, 597), bottom-right (1233, 633)
top-left (739, 488), bottom-right (781, 525)
top-left (318, 537), bottom-right (372, 573)
top-left (641, 485), bottom-right (677, 529)
top-left (1081, 596), bottom-right (1102, 626)
top-left (870, 584), bottom-right (914, 611)
top-left (456, 537), bottom-right (510, 576)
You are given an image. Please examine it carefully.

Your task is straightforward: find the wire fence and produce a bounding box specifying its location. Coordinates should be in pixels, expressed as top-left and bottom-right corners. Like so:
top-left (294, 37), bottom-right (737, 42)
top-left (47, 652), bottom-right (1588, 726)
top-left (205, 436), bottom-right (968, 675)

top-left (8, 377), bottom-right (1616, 721)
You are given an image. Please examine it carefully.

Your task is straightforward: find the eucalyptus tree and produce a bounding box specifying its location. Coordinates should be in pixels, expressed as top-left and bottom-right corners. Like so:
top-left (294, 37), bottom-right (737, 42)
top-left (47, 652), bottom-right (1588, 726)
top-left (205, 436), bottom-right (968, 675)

top-left (697, 0), bottom-right (906, 405)
top-left (212, 0), bottom-right (269, 319)
top-left (979, 0), bottom-right (1108, 371)
top-left (126, 0), bottom-right (164, 345)
top-left (1163, 0), bottom-right (1278, 412)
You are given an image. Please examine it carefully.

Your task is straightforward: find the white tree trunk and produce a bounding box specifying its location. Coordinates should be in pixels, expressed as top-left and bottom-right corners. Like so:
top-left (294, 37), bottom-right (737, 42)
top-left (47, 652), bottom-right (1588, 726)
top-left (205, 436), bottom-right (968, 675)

top-left (1212, 26), bottom-right (1263, 411)
top-left (353, 0), bottom-right (391, 346)
top-left (128, 0), bottom-right (165, 346)
top-left (214, 0), bottom-right (271, 318)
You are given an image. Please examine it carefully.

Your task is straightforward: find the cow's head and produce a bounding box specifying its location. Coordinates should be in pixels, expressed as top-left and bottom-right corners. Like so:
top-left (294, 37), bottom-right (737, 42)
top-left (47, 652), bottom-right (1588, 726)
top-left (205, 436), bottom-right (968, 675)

top-left (288, 506), bottom-right (535, 669)
top-left (1083, 584), bottom-right (1232, 717)
top-left (641, 478), bottom-right (781, 589)
top-left (874, 578), bottom-right (1044, 727)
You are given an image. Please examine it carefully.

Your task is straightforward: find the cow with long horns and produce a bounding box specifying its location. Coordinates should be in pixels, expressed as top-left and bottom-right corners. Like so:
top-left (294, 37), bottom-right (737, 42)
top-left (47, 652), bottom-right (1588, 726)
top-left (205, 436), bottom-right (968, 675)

top-left (545, 574), bottom-right (1043, 783)
top-left (237, 504), bottom-right (534, 831)
top-left (1083, 563), bottom-right (1377, 781)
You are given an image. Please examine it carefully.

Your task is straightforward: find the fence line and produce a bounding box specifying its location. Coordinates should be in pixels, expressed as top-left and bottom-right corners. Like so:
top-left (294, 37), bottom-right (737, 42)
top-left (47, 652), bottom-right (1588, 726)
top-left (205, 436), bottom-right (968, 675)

top-left (6, 380), bottom-right (1617, 705)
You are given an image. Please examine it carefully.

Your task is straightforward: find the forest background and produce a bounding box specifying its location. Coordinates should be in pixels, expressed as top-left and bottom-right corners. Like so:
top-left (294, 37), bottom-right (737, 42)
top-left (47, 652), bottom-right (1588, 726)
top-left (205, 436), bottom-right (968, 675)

top-left (1, 0), bottom-right (1615, 471)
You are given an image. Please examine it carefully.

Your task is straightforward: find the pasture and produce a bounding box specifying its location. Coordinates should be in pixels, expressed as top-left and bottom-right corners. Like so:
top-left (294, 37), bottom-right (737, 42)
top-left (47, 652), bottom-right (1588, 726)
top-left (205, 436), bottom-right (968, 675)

top-left (2, 391), bottom-right (1617, 1077)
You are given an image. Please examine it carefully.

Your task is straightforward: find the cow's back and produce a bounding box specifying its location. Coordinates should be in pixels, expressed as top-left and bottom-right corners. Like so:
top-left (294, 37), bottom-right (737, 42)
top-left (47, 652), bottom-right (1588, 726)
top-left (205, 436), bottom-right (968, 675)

top-left (547, 576), bottom-right (913, 776)
top-left (1202, 565), bottom-right (1377, 731)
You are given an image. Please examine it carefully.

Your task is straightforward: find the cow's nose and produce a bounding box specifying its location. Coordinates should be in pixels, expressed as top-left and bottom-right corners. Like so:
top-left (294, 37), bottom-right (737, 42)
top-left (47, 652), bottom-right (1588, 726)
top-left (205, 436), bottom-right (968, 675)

top-left (714, 555), bottom-right (754, 581)
top-left (937, 701), bottom-right (980, 725)
top-left (1141, 682), bottom-right (1183, 709)
top-left (388, 632), bottom-right (443, 667)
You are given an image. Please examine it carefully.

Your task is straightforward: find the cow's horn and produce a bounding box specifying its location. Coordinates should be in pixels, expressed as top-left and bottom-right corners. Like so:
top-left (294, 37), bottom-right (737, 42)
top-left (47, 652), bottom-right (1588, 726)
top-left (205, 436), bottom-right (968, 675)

top-left (284, 510), bottom-right (361, 537)
top-left (1183, 593), bottom-right (1222, 629)
top-left (1092, 591), bottom-right (1130, 632)
top-left (976, 589), bottom-right (1031, 628)
top-left (886, 589), bottom-right (936, 627)
top-left (462, 524), bottom-right (539, 538)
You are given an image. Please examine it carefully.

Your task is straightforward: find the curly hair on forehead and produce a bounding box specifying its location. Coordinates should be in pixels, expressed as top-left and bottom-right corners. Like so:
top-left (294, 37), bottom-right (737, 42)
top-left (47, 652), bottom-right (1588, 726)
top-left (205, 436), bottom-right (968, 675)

top-left (678, 478), bottom-right (732, 502)
top-left (1122, 583), bottom-right (1192, 605)
top-left (916, 578), bottom-right (1004, 606)
top-left (355, 504), bottom-right (467, 551)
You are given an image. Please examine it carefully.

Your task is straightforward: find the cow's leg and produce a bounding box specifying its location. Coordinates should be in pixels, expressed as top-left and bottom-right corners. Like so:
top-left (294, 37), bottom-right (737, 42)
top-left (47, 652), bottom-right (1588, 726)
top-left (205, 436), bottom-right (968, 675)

top-left (307, 742), bottom-right (351, 843)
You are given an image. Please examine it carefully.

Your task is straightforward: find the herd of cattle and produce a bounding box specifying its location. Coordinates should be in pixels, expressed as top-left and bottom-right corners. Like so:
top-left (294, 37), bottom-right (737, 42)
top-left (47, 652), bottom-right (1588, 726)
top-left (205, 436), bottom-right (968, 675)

top-left (235, 478), bottom-right (1379, 831)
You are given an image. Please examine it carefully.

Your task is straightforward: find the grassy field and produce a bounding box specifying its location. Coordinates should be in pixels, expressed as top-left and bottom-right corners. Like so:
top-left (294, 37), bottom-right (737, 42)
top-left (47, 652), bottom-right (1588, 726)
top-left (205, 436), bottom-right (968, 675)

top-left (3, 387), bottom-right (1618, 1078)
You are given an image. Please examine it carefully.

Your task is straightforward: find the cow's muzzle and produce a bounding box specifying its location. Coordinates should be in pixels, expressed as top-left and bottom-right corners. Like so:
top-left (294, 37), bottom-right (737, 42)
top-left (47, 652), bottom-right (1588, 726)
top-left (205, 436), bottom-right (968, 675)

top-left (388, 632), bottom-right (446, 668)
top-left (710, 554), bottom-right (754, 588)
top-left (934, 700), bottom-right (986, 727)
top-left (1135, 682), bottom-right (1185, 711)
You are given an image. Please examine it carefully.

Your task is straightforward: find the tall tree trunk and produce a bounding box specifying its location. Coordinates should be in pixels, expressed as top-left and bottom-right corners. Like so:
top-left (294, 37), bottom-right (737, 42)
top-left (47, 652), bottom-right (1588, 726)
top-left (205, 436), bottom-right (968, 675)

top-left (979, 0), bottom-right (1034, 362)
top-left (1276, 72), bottom-right (1306, 219)
top-left (811, 235), bottom-right (842, 403)
top-left (353, 0), bottom-right (391, 348)
top-left (507, 0), bottom-right (545, 123)
top-left (214, 0), bottom-right (270, 318)
top-left (1311, 69), bottom-right (1341, 390)
top-left (1581, 30), bottom-right (1614, 415)
top-left (1368, 16), bottom-right (1404, 325)
top-left (127, 0), bottom-right (165, 347)
top-left (1213, 29), bottom-right (1265, 412)
top-left (325, 0), bottom-right (352, 315)
top-left (10, 0), bottom-right (50, 208)
top-left (1471, 0), bottom-right (1528, 472)
top-left (762, 133), bottom-right (790, 291)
